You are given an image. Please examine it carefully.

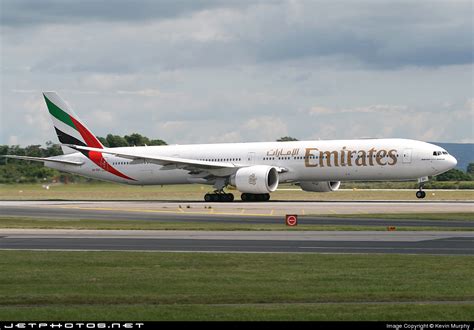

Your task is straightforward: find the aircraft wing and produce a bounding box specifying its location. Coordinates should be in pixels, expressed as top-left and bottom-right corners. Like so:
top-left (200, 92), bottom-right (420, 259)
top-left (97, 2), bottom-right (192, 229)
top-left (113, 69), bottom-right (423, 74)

top-left (65, 145), bottom-right (237, 171)
top-left (3, 155), bottom-right (84, 166)
top-left (66, 145), bottom-right (288, 174)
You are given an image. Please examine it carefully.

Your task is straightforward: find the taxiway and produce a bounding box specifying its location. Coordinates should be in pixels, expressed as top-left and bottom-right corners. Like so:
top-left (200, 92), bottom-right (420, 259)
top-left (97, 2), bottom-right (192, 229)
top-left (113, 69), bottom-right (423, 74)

top-left (0, 229), bottom-right (473, 255)
top-left (1, 200), bottom-right (473, 228)
top-left (1, 201), bottom-right (472, 255)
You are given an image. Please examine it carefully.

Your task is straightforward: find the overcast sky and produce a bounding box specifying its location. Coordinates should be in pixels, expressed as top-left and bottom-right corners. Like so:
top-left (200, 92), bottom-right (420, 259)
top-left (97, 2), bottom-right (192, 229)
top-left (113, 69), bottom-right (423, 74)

top-left (1, 0), bottom-right (473, 146)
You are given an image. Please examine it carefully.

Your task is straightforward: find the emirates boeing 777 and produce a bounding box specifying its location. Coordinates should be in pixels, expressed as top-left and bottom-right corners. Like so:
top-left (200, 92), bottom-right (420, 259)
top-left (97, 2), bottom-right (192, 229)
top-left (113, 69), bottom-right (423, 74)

top-left (5, 92), bottom-right (457, 202)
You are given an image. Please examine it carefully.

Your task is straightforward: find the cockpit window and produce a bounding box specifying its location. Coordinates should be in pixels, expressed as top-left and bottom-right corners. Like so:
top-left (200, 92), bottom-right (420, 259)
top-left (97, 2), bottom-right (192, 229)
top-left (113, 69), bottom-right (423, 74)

top-left (442, 151), bottom-right (448, 155)
top-left (433, 151), bottom-right (444, 156)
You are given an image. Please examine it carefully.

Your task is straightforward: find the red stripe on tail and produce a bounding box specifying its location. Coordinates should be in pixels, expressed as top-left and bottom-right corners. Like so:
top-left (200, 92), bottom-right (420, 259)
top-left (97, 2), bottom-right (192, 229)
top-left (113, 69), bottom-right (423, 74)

top-left (70, 116), bottom-right (103, 148)
top-left (89, 151), bottom-right (136, 181)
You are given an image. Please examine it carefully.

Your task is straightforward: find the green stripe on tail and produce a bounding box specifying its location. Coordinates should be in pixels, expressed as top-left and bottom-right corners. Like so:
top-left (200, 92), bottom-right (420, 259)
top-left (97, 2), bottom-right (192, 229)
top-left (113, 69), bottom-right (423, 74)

top-left (44, 95), bottom-right (76, 129)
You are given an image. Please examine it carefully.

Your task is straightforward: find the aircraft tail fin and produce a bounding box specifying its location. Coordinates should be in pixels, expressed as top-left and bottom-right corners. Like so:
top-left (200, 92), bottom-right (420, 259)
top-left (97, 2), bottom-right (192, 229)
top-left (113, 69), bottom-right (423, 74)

top-left (42, 91), bottom-right (104, 154)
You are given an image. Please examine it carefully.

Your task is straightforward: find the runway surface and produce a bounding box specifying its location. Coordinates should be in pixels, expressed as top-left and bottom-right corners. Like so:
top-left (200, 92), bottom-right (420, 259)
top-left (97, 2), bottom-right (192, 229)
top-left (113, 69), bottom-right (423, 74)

top-left (1, 229), bottom-right (473, 255)
top-left (1, 200), bottom-right (473, 228)
top-left (1, 201), bottom-right (472, 255)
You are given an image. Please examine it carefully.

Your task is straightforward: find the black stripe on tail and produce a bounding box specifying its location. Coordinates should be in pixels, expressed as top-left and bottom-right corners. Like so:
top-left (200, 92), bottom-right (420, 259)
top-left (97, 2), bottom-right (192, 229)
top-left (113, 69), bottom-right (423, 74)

top-left (54, 127), bottom-right (90, 158)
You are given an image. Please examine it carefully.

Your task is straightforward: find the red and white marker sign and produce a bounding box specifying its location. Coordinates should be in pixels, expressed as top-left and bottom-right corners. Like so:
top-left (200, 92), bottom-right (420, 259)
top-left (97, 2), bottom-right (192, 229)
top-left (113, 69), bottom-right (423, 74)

top-left (285, 214), bottom-right (298, 226)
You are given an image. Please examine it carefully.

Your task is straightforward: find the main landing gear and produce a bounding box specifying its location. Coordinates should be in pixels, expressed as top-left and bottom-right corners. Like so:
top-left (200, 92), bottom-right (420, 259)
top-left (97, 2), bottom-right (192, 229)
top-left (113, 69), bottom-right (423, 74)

top-left (205, 178), bottom-right (235, 202)
top-left (203, 192), bottom-right (271, 202)
top-left (241, 193), bottom-right (270, 202)
top-left (204, 179), bottom-right (271, 202)
top-left (204, 192), bottom-right (234, 202)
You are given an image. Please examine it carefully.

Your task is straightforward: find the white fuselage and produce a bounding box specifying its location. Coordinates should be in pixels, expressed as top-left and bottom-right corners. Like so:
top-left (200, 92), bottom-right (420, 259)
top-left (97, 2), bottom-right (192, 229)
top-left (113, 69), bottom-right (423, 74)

top-left (46, 138), bottom-right (457, 186)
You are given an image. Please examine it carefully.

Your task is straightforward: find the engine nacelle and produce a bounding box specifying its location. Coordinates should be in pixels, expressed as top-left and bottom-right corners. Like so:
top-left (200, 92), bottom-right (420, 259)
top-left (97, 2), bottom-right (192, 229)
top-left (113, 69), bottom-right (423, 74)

top-left (299, 181), bottom-right (341, 192)
top-left (230, 165), bottom-right (279, 194)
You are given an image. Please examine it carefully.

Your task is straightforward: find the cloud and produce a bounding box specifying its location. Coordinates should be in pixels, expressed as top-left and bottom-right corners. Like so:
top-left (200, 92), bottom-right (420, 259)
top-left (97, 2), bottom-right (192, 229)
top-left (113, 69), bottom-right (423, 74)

top-left (1, 1), bottom-right (472, 145)
top-left (344, 105), bottom-right (408, 114)
top-left (11, 89), bottom-right (38, 94)
top-left (117, 89), bottom-right (162, 97)
top-left (244, 116), bottom-right (288, 141)
top-left (309, 104), bottom-right (408, 116)
top-left (207, 131), bottom-right (242, 144)
top-left (2, 1), bottom-right (471, 74)
top-left (0, 0), bottom-right (253, 27)
top-left (8, 135), bottom-right (19, 145)
top-left (308, 106), bottom-right (333, 115)
top-left (159, 120), bottom-right (188, 131)
top-left (87, 110), bottom-right (115, 126)
top-left (249, 1), bottom-right (473, 68)
top-left (23, 98), bottom-right (51, 136)
top-left (466, 98), bottom-right (474, 112)
top-left (306, 102), bottom-right (473, 142)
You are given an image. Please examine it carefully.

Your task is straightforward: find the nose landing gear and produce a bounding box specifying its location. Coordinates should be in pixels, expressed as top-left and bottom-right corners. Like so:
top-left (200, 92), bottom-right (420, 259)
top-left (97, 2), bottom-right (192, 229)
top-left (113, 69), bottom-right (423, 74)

top-left (416, 177), bottom-right (428, 199)
top-left (416, 189), bottom-right (426, 199)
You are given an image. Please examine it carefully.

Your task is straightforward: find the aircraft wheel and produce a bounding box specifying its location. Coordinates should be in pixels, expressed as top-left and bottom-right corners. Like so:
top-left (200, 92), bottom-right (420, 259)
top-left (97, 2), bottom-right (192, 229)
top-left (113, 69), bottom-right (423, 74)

top-left (241, 193), bottom-right (270, 202)
top-left (416, 191), bottom-right (425, 199)
top-left (206, 193), bottom-right (235, 202)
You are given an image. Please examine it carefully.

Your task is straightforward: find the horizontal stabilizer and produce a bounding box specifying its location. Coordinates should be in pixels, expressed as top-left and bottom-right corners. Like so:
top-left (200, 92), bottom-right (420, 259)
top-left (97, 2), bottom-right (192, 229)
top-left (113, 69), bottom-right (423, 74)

top-left (3, 155), bottom-right (84, 166)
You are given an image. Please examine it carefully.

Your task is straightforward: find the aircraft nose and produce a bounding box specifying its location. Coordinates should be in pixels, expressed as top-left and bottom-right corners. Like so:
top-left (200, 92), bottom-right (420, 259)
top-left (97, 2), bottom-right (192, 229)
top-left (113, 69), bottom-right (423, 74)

top-left (449, 155), bottom-right (457, 169)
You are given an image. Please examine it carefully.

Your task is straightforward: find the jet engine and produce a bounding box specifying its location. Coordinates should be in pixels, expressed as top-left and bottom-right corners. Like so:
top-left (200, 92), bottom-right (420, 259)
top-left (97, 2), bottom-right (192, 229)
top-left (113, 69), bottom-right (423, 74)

top-left (299, 181), bottom-right (341, 192)
top-left (230, 165), bottom-right (279, 194)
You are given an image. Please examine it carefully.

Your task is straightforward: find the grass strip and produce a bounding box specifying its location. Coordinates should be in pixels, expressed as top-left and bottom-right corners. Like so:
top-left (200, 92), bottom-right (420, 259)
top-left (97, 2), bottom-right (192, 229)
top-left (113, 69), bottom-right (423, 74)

top-left (0, 216), bottom-right (472, 231)
top-left (0, 251), bottom-right (473, 320)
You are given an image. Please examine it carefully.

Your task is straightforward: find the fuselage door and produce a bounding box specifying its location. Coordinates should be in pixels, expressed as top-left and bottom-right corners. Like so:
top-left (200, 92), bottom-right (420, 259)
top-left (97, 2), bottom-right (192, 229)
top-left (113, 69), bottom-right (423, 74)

top-left (402, 149), bottom-right (412, 164)
top-left (247, 152), bottom-right (255, 165)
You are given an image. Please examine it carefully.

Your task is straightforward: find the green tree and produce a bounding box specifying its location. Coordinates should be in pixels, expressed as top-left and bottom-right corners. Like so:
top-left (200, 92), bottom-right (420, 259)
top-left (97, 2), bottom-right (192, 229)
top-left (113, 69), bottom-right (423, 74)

top-left (467, 163), bottom-right (474, 175)
top-left (149, 139), bottom-right (167, 146)
top-left (277, 136), bottom-right (299, 142)
top-left (106, 134), bottom-right (129, 147)
top-left (124, 133), bottom-right (150, 146)
top-left (45, 141), bottom-right (63, 157)
top-left (7, 145), bottom-right (25, 156)
top-left (97, 136), bottom-right (109, 147)
top-left (25, 145), bottom-right (42, 157)
top-left (0, 145), bottom-right (9, 165)
top-left (435, 169), bottom-right (471, 181)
